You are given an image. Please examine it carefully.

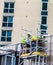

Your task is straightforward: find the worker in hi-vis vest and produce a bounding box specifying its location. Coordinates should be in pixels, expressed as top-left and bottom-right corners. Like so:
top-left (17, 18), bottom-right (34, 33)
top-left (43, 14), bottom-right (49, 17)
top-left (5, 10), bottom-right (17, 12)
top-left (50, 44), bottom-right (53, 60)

top-left (22, 34), bottom-right (31, 53)
top-left (31, 36), bottom-right (38, 52)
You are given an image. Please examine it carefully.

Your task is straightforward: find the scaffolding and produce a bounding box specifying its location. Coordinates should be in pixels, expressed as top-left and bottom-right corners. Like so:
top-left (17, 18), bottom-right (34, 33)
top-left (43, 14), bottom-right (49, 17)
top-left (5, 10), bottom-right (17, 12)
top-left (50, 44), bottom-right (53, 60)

top-left (20, 36), bottom-right (47, 65)
top-left (0, 35), bottom-right (52, 65)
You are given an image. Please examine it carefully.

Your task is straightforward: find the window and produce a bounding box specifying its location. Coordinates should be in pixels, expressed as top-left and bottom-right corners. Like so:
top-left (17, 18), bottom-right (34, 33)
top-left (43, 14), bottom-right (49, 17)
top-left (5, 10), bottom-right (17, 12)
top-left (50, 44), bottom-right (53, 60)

top-left (10, 3), bottom-right (14, 8)
top-left (3, 16), bottom-right (7, 22)
top-left (2, 30), bottom-right (6, 36)
top-left (8, 16), bottom-right (13, 22)
top-left (1, 37), bottom-right (6, 41)
top-left (41, 16), bottom-right (47, 24)
top-left (4, 2), bottom-right (14, 13)
top-left (8, 23), bottom-right (13, 27)
top-left (1, 30), bottom-right (12, 41)
top-left (4, 3), bottom-right (9, 8)
top-left (42, 3), bottom-right (47, 10)
top-left (42, 0), bottom-right (48, 2)
top-left (7, 37), bottom-right (11, 41)
top-left (9, 9), bottom-right (14, 13)
top-left (40, 25), bottom-right (47, 30)
top-left (2, 23), bottom-right (7, 27)
top-left (7, 30), bottom-right (12, 36)
top-left (2, 16), bottom-right (13, 27)
top-left (41, 11), bottom-right (48, 15)
top-left (4, 9), bottom-right (8, 13)
top-left (41, 30), bottom-right (46, 34)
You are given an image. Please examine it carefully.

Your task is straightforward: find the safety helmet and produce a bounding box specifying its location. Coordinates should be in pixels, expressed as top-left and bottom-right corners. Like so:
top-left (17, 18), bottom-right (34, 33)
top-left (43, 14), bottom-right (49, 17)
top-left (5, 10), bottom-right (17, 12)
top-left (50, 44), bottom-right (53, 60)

top-left (31, 36), bottom-right (38, 41)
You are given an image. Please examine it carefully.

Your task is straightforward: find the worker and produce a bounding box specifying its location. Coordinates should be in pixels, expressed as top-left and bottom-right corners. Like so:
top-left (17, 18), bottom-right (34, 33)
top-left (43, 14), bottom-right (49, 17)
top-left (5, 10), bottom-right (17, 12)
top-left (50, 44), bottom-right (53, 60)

top-left (15, 43), bottom-right (23, 65)
top-left (38, 36), bottom-right (46, 52)
top-left (17, 43), bottom-right (22, 54)
top-left (31, 36), bottom-right (38, 52)
top-left (22, 37), bottom-right (26, 53)
top-left (22, 34), bottom-right (31, 53)
top-left (31, 36), bottom-right (38, 41)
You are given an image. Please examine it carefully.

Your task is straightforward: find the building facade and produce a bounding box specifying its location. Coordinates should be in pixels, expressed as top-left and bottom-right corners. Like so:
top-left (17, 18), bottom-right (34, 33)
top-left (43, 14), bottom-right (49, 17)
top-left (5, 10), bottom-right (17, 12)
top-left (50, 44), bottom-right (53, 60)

top-left (0, 0), bottom-right (52, 44)
top-left (0, 0), bottom-right (53, 65)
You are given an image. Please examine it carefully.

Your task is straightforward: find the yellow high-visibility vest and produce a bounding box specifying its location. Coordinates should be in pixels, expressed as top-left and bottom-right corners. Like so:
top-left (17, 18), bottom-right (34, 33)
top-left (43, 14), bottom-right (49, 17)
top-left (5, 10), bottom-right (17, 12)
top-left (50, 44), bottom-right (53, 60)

top-left (22, 37), bottom-right (27, 45)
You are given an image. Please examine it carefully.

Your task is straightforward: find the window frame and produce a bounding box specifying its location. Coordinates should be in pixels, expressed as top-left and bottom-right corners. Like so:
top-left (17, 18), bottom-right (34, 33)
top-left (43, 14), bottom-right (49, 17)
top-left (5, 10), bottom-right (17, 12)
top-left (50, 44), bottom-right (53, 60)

top-left (41, 11), bottom-right (48, 15)
top-left (2, 16), bottom-right (13, 27)
top-left (1, 30), bottom-right (12, 41)
top-left (42, 3), bottom-right (48, 10)
top-left (41, 30), bottom-right (46, 34)
top-left (4, 2), bottom-right (14, 13)
top-left (41, 16), bottom-right (47, 24)
top-left (40, 25), bottom-right (47, 30)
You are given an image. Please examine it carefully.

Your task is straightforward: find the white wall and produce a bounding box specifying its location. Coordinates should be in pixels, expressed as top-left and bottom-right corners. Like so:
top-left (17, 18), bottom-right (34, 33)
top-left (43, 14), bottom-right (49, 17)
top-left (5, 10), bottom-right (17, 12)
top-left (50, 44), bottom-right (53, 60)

top-left (0, 0), bottom-right (4, 44)
top-left (12, 0), bottom-right (41, 43)
top-left (48, 0), bottom-right (53, 35)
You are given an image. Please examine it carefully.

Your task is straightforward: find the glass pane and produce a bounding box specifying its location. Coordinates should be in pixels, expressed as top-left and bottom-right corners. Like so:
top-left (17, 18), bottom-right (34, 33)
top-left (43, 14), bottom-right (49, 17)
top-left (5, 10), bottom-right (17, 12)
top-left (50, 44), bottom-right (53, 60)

top-left (42, 0), bottom-right (48, 2)
top-left (2, 30), bottom-right (6, 36)
top-left (4, 3), bottom-right (9, 8)
top-left (42, 3), bottom-right (47, 10)
top-left (1, 37), bottom-right (6, 41)
top-left (8, 16), bottom-right (13, 22)
top-left (41, 31), bottom-right (46, 34)
top-left (9, 9), bottom-right (14, 13)
top-left (41, 16), bottom-right (47, 24)
top-left (4, 9), bottom-right (8, 13)
top-left (2, 23), bottom-right (7, 27)
top-left (41, 11), bottom-right (48, 15)
top-left (10, 3), bottom-right (14, 8)
top-left (7, 30), bottom-right (12, 36)
top-left (7, 37), bottom-right (11, 41)
top-left (40, 25), bottom-right (47, 29)
top-left (8, 23), bottom-right (13, 27)
top-left (3, 16), bottom-right (7, 22)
